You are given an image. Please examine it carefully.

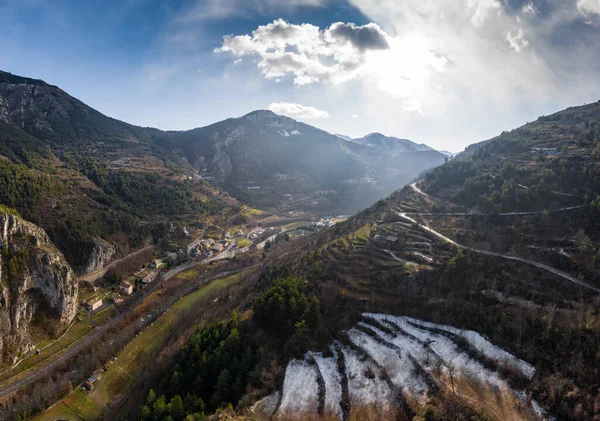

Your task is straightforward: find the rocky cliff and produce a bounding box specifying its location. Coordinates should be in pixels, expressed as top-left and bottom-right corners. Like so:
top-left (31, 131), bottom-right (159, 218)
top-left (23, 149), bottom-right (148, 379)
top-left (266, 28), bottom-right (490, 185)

top-left (81, 238), bottom-right (115, 275)
top-left (0, 213), bottom-right (78, 363)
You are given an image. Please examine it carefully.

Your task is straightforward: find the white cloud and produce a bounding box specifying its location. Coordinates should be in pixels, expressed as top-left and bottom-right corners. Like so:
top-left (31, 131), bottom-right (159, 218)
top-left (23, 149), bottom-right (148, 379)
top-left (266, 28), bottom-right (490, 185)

top-left (577, 0), bottom-right (600, 15)
top-left (401, 100), bottom-right (424, 115)
top-left (269, 102), bottom-right (330, 119)
top-left (521, 2), bottom-right (537, 15)
top-left (466, 0), bottom-right (502, 27)
top-left (233, 58), bottom-right (242, 64)
top-left (506, 28), bottom-right (529, 52)
top-left (216, 19), bottom-right (446, 95)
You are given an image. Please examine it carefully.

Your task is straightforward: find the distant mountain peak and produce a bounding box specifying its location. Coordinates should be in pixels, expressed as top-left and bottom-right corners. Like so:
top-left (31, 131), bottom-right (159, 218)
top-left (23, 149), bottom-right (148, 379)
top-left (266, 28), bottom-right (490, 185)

top-left (242, 109), bottom-right (278, 118)
top-left (351, 132), bottom-right (436, 153)
top-left (364, 132), bottom-right (387, 138)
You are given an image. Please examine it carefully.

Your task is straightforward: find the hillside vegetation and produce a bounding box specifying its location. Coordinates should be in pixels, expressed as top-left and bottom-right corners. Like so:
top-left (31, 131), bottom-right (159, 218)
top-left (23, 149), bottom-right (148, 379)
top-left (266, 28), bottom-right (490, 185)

top-left (192, 101), bottom-right (600, 420)
top-left (0, 71), bottom-right (241, 270)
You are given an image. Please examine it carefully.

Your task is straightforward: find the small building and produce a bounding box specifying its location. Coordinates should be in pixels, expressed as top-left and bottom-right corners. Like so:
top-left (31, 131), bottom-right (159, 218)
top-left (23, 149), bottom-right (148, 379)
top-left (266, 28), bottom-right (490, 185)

top-left (386, 236), bottom-right (399, 243)
top-left (120, 281), bottom-right (134, 296)
top-left (212, 244), bottom-right (224, 253)
top-left (86, 296), bottom-right (103, 311)
top-left (224, 232), bottom-right (232, 240)
top-left (201, 239), bottom-right (212, 248)
top-left (111, 293), bottom-right (124, 304)
top-left (203, 250), bottom-right (214, 258)
top-left (150, 259), bottom-right (162, 269)
top-left (85, 374), bottom-right (100, 391)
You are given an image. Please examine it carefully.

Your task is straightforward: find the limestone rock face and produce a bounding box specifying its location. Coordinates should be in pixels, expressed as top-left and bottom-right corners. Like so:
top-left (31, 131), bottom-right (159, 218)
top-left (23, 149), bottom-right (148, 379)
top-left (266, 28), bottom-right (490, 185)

top-left (81, 237), bottom-right (115, 275)
top-left (0, 213), bottom-right (78, 363)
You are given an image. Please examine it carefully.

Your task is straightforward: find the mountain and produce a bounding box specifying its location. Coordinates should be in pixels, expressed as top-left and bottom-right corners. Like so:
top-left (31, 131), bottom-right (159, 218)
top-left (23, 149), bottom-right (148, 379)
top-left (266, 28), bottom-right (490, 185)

top-left (351, 132), bottom-right (435, 153)
top-left (166, 111), bottom-right (446, 213)
top-left (256, 100), bottom-right (600, 420)
top-left (0, 70), bottom-right (242, 272)
top-left (0, 71), bottom-right (446, 268)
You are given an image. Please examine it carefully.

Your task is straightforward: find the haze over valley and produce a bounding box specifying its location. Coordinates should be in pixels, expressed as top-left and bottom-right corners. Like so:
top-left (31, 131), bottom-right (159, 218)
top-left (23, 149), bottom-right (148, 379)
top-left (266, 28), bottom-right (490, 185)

top-left (1, 1), bottom-right (600, 420)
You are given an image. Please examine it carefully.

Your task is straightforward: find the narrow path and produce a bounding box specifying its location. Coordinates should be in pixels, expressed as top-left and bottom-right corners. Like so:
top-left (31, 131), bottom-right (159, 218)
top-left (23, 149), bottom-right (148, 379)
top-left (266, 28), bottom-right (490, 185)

top-left (403, 183), bottom-right (600, 293)
top-left (398, 211), bottom-right (600, 293)
top-left (382, 249), bottom-right (419, 266)
top-left (410, 182), bottom-right (430, 198)
top-left (406, 183), bottom-right (584, 216)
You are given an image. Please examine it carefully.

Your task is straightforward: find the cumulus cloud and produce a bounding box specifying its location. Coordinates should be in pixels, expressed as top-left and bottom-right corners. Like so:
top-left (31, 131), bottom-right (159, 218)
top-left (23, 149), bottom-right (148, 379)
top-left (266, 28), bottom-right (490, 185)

top-left (327, 22), bottom-right (390, 51)
top-left (269, 102), bottom-right (330, 119)
top-left (216, 18), bottom-right (446, 92)
top-left (577, 0), bottom-right (600, 16)
top-left (206, 0), bottom-right (600, 150)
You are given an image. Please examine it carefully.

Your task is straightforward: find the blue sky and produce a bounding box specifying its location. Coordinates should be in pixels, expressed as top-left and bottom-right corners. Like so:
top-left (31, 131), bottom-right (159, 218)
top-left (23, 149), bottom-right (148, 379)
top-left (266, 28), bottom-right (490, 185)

top-left (1, 0), bottom-right (600, 151)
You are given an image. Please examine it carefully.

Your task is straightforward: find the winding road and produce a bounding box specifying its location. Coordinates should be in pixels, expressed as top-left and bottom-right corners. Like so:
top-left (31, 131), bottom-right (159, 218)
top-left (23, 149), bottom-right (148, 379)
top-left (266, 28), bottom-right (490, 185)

top-left (399, 183), bottom-right (600, 294)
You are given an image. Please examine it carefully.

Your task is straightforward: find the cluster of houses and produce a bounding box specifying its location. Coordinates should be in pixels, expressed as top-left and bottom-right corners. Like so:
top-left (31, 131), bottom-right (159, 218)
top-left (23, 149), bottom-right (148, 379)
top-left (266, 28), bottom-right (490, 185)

top-left (190, 236), bottom-right (231, 258)
top-left (189, 231), bottom-right (244, 258)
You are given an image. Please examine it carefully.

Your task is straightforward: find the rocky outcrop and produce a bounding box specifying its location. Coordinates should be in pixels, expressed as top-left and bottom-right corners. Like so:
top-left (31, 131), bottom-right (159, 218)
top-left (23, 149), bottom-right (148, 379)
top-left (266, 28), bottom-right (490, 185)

top-left (81, 237), bottom-right (115, 275)
top-left (0, 213), bottom-right (78, 363)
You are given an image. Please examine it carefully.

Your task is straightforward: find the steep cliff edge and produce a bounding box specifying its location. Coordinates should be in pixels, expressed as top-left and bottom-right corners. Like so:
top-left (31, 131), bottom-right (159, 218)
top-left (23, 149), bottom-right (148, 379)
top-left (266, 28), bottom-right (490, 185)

top-left (81, 237), bottom-right (115, 275)
top-left (0, 212), bottom-right (78, 363)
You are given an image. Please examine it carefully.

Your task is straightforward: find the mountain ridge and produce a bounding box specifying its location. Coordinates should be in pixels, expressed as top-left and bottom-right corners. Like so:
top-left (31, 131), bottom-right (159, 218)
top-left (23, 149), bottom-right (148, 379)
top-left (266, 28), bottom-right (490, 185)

top-left (0, 69), bottom-right (446, 271)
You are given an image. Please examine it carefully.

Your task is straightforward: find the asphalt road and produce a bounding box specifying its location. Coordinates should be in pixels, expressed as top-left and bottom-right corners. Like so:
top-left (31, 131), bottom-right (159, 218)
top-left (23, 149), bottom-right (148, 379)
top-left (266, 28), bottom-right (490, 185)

top-left (0, 312), bottom-right (123, 399)
top-left (0, 243), bottom-right (252, 401)
top-left (398, 183), bottom-right (600, 293)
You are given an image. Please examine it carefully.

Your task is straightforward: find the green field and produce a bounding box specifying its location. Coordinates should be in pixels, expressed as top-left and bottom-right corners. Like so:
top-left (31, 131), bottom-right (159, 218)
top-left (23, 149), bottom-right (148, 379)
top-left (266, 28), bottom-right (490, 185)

top-left (93, 305), bottom-right (115, 325)
top-left (34, 272), bottom-right (243, 421)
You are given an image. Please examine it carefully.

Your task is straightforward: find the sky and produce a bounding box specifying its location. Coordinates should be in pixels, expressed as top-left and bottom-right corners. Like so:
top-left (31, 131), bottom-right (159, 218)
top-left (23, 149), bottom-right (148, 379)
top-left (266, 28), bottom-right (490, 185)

top-left (1, 0), bottom-right (600, 152)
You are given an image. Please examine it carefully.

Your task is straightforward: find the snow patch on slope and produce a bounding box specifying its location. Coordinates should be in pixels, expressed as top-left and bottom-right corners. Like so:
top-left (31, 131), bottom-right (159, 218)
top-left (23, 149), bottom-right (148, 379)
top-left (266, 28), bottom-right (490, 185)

top-left (278, 359), bottom-right (319, 416)
top-left (254, 314), bottom-right (551, 420)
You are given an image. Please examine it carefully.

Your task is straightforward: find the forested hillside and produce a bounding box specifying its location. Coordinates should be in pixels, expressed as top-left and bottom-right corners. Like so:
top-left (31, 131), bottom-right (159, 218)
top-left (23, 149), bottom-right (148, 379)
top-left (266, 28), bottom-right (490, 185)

top-left (149, 100), bottom-right (600, 421)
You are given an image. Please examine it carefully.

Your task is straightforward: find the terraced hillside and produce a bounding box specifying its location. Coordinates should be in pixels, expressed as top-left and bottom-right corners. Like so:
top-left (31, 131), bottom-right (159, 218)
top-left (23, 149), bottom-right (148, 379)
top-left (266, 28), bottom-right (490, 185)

top-left (261, 101), bottom-right (600, 420)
